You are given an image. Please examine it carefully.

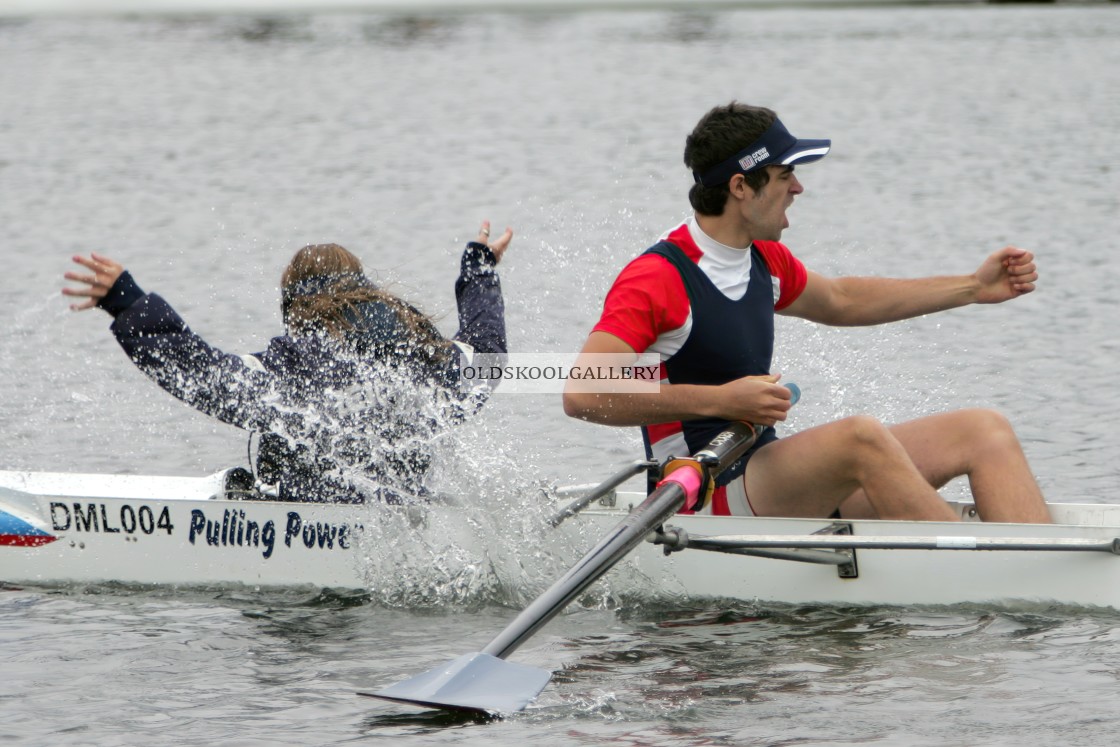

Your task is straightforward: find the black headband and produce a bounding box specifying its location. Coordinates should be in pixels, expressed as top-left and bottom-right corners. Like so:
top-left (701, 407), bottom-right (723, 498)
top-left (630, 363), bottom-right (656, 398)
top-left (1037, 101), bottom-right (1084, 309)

top-left (281, 272), bottom-right (374, 316)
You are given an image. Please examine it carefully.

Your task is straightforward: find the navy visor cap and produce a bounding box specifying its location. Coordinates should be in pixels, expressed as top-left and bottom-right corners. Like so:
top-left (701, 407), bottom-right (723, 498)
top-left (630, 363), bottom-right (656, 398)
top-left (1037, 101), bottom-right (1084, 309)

top-left (693, 118), bottom-right (831, 188)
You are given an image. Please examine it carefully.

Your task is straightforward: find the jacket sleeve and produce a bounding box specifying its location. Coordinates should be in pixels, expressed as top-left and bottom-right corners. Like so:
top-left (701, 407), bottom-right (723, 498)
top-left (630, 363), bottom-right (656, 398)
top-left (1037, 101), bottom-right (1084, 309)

top-left (101, 272), bottom-right (296, 434)
top-left (453, 242), bottom-right (507, 355)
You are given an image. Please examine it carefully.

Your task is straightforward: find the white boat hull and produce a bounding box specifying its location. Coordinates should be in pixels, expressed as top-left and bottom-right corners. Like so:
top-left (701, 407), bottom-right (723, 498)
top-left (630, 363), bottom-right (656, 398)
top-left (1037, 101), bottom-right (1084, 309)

top-left (0, 471), bottom-right (375, 589)
top-left (589, 506), bottom-right (1120, 609)
top-left (4, 470), bottom-right (1120, 609)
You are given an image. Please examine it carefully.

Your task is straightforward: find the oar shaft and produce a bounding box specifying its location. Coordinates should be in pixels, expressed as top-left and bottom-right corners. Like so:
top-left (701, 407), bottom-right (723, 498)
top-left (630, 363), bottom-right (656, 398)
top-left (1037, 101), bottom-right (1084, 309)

top-left (483, 479), bottom-right (691, 660)
top-left (483, 421), bottom-right (763, 661)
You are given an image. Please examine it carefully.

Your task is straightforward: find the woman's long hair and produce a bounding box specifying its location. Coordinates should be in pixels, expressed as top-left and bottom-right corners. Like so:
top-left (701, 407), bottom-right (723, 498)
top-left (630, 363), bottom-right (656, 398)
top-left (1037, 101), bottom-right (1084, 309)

top-left (280, 243), bottom-right (451, 368)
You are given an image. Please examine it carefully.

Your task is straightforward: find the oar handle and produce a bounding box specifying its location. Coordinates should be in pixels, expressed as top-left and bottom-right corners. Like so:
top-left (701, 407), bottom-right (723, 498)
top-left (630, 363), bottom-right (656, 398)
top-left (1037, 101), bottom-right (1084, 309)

top-left (705, 382), bottom-right (798, 471)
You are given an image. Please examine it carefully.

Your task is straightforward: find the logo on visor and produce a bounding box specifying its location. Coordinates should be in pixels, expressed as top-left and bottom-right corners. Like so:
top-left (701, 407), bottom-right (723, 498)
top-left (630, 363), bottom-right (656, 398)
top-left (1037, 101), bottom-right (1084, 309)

top-left (738, 147), bottom-right (770, 171)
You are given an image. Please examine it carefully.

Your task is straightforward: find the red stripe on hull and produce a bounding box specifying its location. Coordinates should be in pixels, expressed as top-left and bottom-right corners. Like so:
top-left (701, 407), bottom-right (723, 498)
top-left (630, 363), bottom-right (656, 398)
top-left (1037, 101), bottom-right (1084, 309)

top-left (0, 534), bottom-right (58, 547)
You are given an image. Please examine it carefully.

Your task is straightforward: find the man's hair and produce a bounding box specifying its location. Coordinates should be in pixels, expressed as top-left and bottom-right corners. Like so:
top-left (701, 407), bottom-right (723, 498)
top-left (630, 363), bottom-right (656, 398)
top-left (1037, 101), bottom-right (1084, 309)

top-left (684, 102), bottom-right (777, 216)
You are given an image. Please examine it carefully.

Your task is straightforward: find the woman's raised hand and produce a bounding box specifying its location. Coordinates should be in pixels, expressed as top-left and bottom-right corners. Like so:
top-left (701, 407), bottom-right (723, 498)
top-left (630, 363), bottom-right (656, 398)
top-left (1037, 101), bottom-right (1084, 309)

top-left (477, 220), bottom-right (513, 264)
top-left (63, 253), bottom-right (125, 311)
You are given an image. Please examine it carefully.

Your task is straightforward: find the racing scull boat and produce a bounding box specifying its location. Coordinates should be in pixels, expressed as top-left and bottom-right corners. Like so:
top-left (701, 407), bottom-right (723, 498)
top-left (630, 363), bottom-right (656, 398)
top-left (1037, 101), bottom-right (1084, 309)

top-left (4, 468), bottom-right (1120, 610)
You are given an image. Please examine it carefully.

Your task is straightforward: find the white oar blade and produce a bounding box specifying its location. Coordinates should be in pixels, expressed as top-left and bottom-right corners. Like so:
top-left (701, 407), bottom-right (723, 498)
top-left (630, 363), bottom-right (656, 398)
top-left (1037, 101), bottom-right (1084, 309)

top-left (360, 652), bottom-right (552, 716)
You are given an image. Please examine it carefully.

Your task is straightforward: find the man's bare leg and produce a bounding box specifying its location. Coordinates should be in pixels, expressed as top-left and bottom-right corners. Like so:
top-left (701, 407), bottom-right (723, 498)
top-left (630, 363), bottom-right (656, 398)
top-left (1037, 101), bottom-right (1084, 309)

top-left (837, 409), bottom-right (1050, 523)
top-left (743, 415), bottom-right (960, 521)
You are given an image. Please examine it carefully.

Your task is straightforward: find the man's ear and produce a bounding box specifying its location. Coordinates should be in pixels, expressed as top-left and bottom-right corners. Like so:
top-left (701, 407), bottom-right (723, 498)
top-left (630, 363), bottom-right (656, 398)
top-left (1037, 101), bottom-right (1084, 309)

top-left (728, 174), bottom-right (751, 201)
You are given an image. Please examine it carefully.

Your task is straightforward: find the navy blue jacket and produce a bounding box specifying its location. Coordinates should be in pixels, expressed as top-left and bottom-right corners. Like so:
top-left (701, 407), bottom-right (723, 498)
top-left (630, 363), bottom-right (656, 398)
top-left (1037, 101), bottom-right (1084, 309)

top-left (99, 243), bottom-right (506, 503)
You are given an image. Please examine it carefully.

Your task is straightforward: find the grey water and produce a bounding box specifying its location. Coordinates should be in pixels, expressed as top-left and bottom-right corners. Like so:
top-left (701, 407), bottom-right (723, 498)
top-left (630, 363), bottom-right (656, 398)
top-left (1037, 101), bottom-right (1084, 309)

top-left (2, 3), bottom-right (1120, 745)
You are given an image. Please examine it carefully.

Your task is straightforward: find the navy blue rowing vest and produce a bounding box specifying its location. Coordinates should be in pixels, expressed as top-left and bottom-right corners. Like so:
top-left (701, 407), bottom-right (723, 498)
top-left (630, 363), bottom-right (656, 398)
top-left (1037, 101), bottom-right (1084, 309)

top-left (641, 240), bottom-right (779, 487)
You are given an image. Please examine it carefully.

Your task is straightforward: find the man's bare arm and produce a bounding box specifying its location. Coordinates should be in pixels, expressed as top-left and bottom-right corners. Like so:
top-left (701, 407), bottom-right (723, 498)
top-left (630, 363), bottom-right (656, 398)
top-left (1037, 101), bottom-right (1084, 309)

top-left (784, 246), bottom-right (1037, 326)
top-left (561, 331), bottom-right (792, 426)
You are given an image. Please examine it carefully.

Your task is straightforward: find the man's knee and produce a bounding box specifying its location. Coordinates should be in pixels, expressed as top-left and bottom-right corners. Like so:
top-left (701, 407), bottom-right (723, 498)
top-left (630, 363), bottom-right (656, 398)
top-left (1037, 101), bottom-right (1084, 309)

top-left (961, 407), bottom-right (1014, 431)
top-left (958, 408), bottom-right (1020, 450)
top-left (835, 414), bottom-right (897, 458)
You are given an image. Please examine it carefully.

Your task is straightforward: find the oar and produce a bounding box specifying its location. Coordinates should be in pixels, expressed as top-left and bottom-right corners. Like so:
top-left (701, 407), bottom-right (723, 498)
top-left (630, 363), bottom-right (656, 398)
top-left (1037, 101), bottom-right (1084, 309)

top-left (361, 384), bottom-right (799, 716)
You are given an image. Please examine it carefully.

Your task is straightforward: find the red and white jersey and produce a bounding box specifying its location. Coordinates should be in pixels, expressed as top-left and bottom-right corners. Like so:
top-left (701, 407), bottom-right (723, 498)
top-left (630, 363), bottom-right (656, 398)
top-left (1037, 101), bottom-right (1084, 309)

top-left (592, 217), bottom-right (808, 515)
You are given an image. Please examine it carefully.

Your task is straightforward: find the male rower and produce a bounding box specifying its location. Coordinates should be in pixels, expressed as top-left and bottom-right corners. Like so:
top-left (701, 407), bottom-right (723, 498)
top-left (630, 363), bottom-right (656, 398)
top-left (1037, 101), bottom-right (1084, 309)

top-left (563, 101), bottom-right (1051, 524)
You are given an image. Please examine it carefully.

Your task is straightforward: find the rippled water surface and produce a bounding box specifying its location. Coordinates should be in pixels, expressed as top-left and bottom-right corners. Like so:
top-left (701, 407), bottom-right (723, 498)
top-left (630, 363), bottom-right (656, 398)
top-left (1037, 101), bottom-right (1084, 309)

top-left (2, 3), bottom-right (1120, 745)
top-left (7, 587), bottom-right (1120, 745)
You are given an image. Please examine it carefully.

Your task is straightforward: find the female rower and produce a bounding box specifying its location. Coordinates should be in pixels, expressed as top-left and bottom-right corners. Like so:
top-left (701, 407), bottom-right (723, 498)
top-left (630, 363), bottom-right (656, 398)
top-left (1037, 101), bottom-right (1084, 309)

top-left (63, 222), bottom-right (512, 503)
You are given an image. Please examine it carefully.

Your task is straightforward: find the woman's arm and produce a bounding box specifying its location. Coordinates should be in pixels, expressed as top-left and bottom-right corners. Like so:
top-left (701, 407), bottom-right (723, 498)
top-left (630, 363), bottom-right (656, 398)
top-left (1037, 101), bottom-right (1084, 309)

top-left (64, 253), bottom-right (296, 434)
top-left (452, 221), bottom-right (511, 356)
